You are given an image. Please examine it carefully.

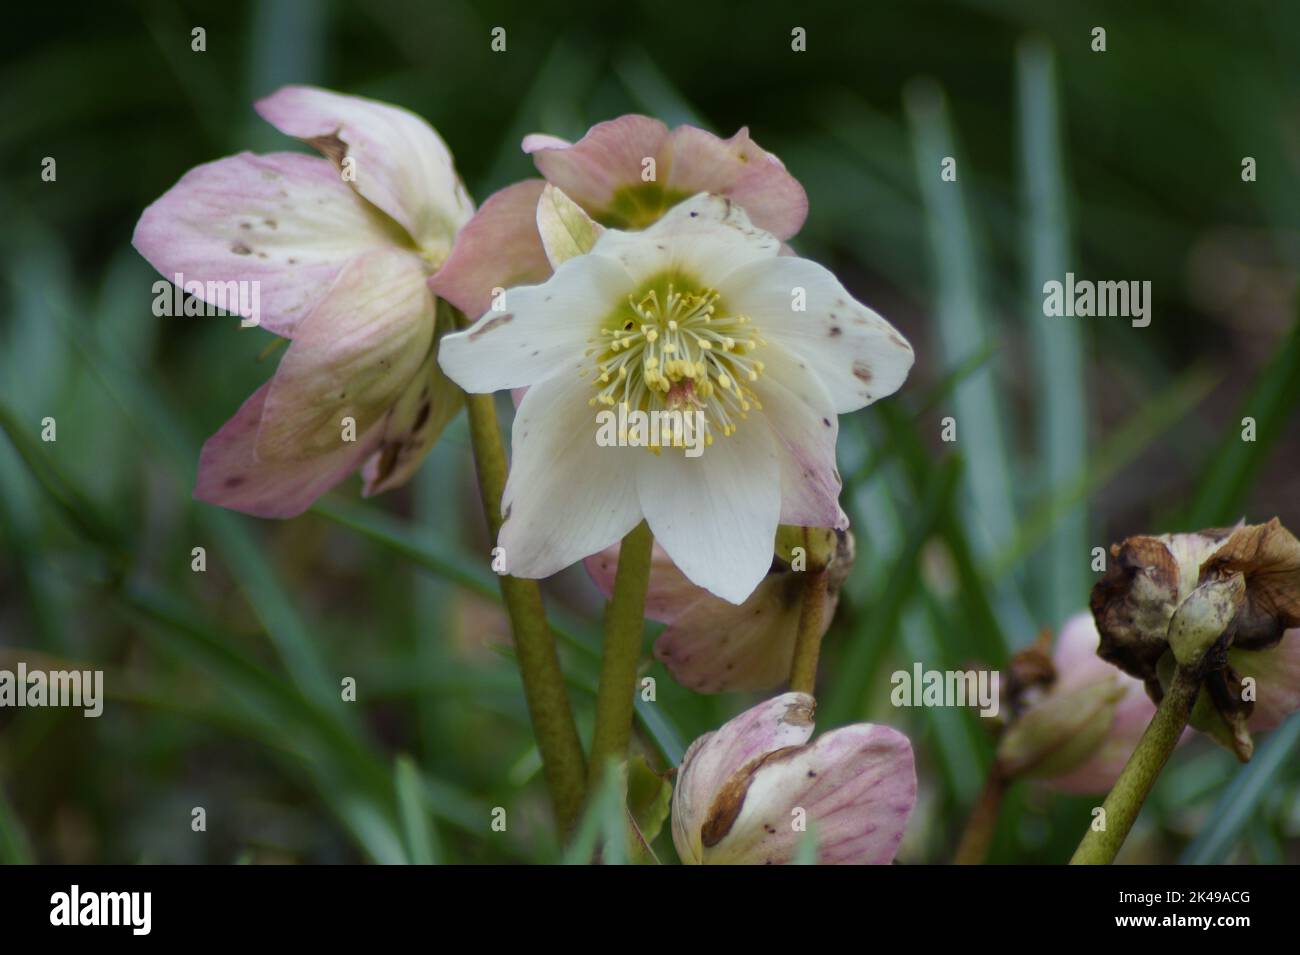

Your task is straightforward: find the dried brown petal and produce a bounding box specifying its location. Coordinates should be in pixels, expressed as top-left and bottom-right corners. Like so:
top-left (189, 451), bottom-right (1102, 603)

top-left (1200, 519), bottom-right (1300, 651)
top-left (1091, 536), bottom-right (1182, 682)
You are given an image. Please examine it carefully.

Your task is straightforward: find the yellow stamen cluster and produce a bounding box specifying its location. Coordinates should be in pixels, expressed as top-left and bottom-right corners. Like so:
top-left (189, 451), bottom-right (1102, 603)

top-left (582, 280), bottom-right (767, 450)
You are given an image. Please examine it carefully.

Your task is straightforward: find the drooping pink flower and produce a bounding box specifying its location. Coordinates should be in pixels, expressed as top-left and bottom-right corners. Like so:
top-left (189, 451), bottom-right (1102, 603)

top-left (585, 531), bottom-right (850, 693)
top-left (1041, 614), bottom-right (1168, 794)
top-left (133, 85), bottom-right (473, 517)
top-left (672, 693), bottom-right (916, 864)
top-left (430, 114), bottom-right (808, 320)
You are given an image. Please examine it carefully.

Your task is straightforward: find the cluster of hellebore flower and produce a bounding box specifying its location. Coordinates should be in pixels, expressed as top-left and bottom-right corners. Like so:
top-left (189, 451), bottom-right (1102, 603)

top-left (132, 86), bottom-right (1300, 863)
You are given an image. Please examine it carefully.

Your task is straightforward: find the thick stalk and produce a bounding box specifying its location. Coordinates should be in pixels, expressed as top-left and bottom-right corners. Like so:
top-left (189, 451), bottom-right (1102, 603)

top-left (1069, 665), bottom-right (1200, 864)
top-left (788, 568), bottom-right (830, 694)
top-left (461, 387), bottom-right (587, 834)
top-left (588, 521), bottom-right (654, 788)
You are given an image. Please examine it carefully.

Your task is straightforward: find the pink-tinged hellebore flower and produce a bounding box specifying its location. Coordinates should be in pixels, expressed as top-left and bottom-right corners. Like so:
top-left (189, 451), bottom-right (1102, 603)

top-left (996, 613), bottom-right (1179, 795)
top-left (1091, 519), bottom-right (1300, 759)
top-left (438, 193), bottom-right (913, 605)
top-left (430, 114), bottom-right (808, 319)
top-left (133, 85), bottom-right (474, 517)
top-left (584, 529), bottom-right (852, 693)
top-left (672, 693), bottom-right (916, 864)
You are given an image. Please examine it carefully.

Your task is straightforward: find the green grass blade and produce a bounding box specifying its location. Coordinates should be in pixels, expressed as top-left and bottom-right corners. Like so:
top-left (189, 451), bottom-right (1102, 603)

top-left (1185, 316), bottom-right (1300, 526)
top-left (1180, 712), bottom-right (1300, 863)
top-left (395, 756), bottom-right (442, 865)
top-left (1017, 38), bottom-right (1087, 626)
top-left (904, 78), bottom-right (1018, 563)
top-left (993, 365), bottom-right (1219, 577)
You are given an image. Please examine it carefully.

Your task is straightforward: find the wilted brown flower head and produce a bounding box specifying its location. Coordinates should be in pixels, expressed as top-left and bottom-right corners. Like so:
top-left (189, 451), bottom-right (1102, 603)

top-left (1089, 518), bottom-right (1300, 761)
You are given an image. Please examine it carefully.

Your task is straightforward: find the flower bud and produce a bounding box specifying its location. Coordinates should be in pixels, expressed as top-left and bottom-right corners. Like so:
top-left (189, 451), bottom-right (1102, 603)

top-left (1168, 574), bottom-right (1245, 667)
top-left (672, 693), bottom-right (916, 864)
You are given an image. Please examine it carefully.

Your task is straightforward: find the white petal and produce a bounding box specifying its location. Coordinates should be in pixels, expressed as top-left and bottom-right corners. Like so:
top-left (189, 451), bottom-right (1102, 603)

top-left (720, 256), bottom-right (914, 414)
top-left (758, 350), bottom-right (848, 529)
top-left (497, 375), bottom-right (643, 578)
top-left (636, 414), bottom-right (782, 605)
top-left (437, 253), bottom-right (633, 393)
top-left (591, 192), bottom-right (780, 286)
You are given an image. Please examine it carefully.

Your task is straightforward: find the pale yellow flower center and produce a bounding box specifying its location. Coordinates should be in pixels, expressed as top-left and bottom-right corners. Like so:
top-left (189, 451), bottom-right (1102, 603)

top-left (583, 276), bottom-right (766, 450)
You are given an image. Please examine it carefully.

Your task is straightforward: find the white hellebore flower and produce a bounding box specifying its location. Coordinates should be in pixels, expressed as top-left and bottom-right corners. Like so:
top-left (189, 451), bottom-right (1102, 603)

top-left (438, 193), bottom-right (913, 604)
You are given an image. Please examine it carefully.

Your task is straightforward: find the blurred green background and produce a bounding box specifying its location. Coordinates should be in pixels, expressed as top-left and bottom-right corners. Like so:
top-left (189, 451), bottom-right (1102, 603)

top-left (1, 0), bottom-right (1298, 863)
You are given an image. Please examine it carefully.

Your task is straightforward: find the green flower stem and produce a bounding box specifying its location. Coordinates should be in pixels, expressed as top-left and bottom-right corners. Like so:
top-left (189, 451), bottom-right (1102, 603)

top-left (788, 568), bottom-right (830, 694)
top-left (1069, 665), bottom-right (1200, 864)
top-left (588, 520), bottom-right (655, 789)
top-left (952, 768), bottom-right (1006, 865)
top-left (461, 387), bottom-right (587, 835)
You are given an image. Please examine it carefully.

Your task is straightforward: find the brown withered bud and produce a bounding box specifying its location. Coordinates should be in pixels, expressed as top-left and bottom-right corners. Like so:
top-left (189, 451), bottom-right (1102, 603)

top-left (1002, 628), bottom-right (1057, 720)
top-left (1092, 519), bottom-right (1300, 761)
top-left (1198, 518), bottom-right (1300, 651)
top-left (1090, 536), bottom-right (1174, 682)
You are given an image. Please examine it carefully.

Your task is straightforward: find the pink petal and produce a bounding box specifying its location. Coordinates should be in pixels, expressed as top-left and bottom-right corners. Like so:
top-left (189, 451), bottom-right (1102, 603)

top-left (656, 570), bottom-right (836, 694)
top-left (255, 248), bottom-right (434, 462)
top-left (194, 382), bottom-right (381, 518)
top-left (132, 151), bottom-right (403, 337)
top-left (672, 693), bottom-right (816, 864)
top-left (1046, 612), bottom-right (1181, 795)
top-left (427, 179), bottom-right (552, 320)
top-left (1231, 629), bottom-right (1300, 732)
top-left (584, 542), bottom-right (710, 625)
top-left (1052, 612), bottom-right (1126, 692)
top-left (361, 329), bottom-right (464, 497)
top-left (521, 133), bottom-right (571, 153)
top-left (586, 542), bottom-right (835, 693)
top-left (663, 125), bottom-right (808, 240)
top-left (526, 116), bottom-right (807, 239)
top-left (255, 85), bottom-right (473, 253)
top-left (526, 115), bottom-right (672, 225)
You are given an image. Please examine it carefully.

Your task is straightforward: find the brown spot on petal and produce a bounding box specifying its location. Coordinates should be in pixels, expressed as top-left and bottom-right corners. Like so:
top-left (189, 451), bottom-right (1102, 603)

top-left (469, 313), bottom-right (514, 340)
top-left (699, 698), bottom-right (815, 848)
top-left (308, 131), bottom-right (348, 166)
top-left (700, 746), bottom-right (801, 848)
top-left (852, 362), bottom-right (873, 383)
top-left (231, 242), bottom-right (252, 256)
